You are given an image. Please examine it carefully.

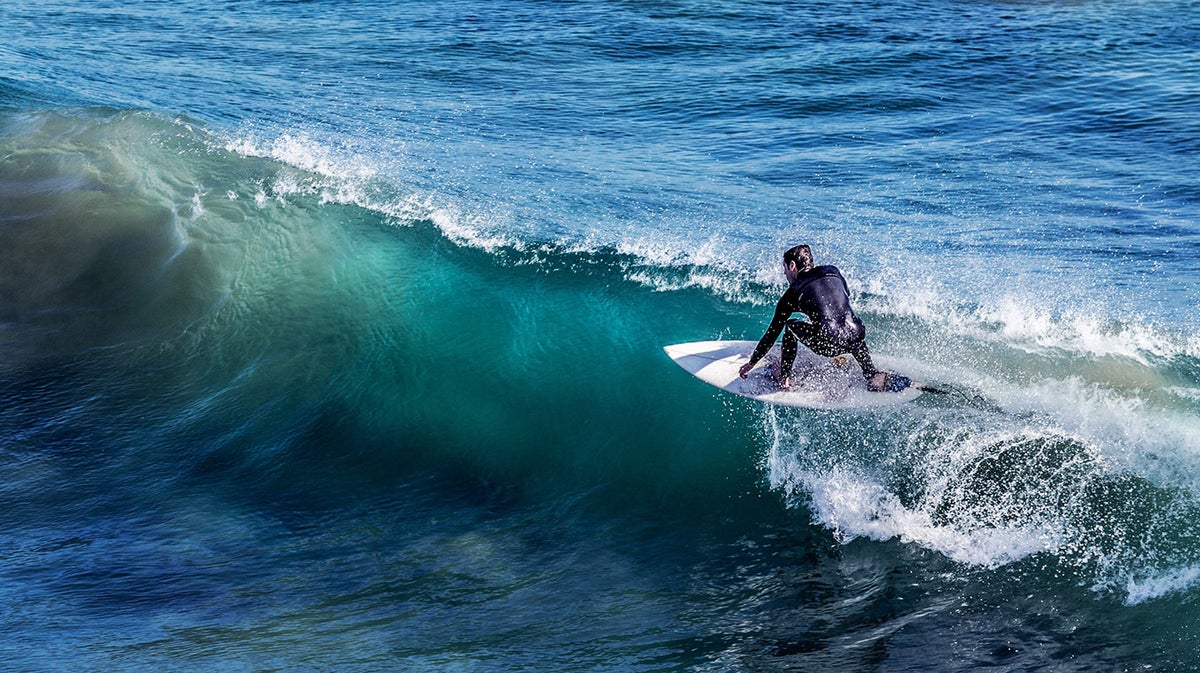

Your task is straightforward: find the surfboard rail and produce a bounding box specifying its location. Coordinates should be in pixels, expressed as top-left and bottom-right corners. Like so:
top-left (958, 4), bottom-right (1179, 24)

top-left (664, 340), bottom-right (922, 409)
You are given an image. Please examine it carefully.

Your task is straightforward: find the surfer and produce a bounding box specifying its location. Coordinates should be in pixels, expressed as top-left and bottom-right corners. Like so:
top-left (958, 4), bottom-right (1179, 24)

top-left (738, 245), bottom-right (893, 392)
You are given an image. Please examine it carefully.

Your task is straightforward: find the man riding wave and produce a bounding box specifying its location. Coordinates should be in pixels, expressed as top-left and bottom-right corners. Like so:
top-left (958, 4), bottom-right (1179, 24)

top-left (738, 244), bottom-right (903, 392)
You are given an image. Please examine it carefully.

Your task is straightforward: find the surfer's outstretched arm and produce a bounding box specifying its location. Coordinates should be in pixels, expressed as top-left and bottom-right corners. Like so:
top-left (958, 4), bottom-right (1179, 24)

top-left (739, 298), bottom-right (792, 378)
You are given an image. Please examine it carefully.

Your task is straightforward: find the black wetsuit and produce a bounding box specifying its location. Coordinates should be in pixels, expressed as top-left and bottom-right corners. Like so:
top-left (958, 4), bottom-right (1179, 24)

top-left (747, 265), bottom-right (879, 381)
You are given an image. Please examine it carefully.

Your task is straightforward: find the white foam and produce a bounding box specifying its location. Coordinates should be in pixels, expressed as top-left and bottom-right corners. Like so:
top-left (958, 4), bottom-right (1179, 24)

top-left (763, 418), bottom-right (1067, 569)
top-left (804, 466), bottom-right (1062, 568)
top-left (612, 234), bottom-right (742, 271)
top-left (859, 283), bottom-right (1196, 364)
top-left (976, 301), bottom-right (1176, 363)
top-left (224, 132), bottom-right (377, 182)
top-left (429, 204), bottom-right (518, 253)
top-left (607, 234), bottom-right (778, 305)
top-left (1166, 386), bottom-right (1200, 402)
top-left (985, 376), bottom-right (1200, 496)
top-left (1122, 565), bottom-right (1200, 605)
top-left (763, 386), bottom-right (1200, 605)
top-left (224, 130), bottom-right (526, 253)
top-left (623, 268), bottom-right (761, 305)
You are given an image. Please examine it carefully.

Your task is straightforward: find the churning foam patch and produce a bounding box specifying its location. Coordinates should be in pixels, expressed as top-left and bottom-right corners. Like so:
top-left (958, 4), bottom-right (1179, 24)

top-left (764, 383), bottom-right (1200, 604)
top-left (428, 204), bottom-right (519, 253)
top-left (224, 132), bottom-right (378, 182)
top-left (975, 299), bottom-right (1182, 363)
top-left (1167, 386), bottom-right (1200, 403)
top-left (802, 466), bottom-right (1061, 568)
top-left (986, 375), bottom-right (1200, 496)
top-left (761, 417), bottom-right (1064, 569)
top-left (1122, 564), bottom-right (1200, 605)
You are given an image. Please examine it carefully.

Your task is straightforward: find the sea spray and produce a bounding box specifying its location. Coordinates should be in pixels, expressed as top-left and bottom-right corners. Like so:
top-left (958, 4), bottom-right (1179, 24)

top-left (2, 0), bottom-right (1199, 665)
top-left (762, 393), bottom-right (1200, 605)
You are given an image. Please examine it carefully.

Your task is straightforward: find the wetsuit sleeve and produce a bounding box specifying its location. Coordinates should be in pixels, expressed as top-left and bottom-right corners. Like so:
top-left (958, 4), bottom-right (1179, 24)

top-left (747, 295), bottom-right (793, 367)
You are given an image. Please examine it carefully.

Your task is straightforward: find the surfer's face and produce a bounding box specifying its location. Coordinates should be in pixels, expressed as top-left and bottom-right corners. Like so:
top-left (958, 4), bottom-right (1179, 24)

top-left (784, 260), bottom-right (800, 284)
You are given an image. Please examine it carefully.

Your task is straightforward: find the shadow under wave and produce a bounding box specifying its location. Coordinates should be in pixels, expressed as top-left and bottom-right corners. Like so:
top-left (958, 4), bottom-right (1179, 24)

top-left (0, 110), bottom-right (225, 365)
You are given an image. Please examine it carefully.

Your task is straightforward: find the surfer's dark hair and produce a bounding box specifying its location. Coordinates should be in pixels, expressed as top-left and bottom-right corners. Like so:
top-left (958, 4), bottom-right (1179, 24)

top-left (784, 245), bottom-right (814, 272)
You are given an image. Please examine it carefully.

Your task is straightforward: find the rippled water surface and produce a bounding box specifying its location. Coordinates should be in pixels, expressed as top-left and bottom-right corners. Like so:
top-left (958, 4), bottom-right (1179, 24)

top-left (1, 0), bottom-right (1198, 670)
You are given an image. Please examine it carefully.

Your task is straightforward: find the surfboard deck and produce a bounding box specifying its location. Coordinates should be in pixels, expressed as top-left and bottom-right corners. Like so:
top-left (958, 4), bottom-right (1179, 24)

top-left (664, 340), bottom-right (922, 409)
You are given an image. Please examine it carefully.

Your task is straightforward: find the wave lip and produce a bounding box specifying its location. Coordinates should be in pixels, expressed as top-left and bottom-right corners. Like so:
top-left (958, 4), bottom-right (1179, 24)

top-left (224, 131), bottom-right (522, 252)
top-left (218, 124), bottom-right (1198, 376)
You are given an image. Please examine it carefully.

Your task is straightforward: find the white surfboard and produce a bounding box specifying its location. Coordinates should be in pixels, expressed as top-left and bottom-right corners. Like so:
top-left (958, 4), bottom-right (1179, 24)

top-left (664, 340), bottom-right (922, 409)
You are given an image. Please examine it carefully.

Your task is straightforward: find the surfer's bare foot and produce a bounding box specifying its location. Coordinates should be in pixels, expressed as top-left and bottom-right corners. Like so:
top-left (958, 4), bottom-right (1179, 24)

top-left (769, 361), bottom-right (792, 390)
top-left (867, 372), bottom-right (889, 392)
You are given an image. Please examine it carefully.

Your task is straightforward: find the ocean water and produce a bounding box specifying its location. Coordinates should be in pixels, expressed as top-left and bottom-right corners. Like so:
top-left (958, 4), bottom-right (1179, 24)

top-left (1, 0), bottom-right (1198, 670)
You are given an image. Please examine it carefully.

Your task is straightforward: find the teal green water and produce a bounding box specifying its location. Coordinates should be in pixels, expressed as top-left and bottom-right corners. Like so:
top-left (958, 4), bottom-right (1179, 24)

top-left (0, 111), bottom-right (750, 498)
top-left (3, 0), bottom-right (1200, 668)
top-left (3, 109), bottom-right (1200, 670)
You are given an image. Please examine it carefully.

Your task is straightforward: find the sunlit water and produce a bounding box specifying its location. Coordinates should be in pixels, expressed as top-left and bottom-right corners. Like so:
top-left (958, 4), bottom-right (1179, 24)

top-left (1, 1), bottom-right (1198, 670)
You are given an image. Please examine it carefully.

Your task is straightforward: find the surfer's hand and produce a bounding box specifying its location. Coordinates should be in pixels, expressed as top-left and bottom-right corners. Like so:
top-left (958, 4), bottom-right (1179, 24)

top-left (738, 362), bottom-right (754, 379)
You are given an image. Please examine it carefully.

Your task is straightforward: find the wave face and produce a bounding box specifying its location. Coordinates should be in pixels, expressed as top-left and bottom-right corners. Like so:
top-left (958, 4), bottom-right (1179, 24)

top-left (1, 0), bottom-right (1199, 669)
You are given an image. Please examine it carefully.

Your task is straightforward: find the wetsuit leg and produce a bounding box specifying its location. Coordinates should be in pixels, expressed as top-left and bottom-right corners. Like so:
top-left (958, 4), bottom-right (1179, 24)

top-left (833, 316), bottom-right (878, 381)
top-left (848, 339), bottom-right (880, 380)
top-left (786, 319), bottom-right (878, 383)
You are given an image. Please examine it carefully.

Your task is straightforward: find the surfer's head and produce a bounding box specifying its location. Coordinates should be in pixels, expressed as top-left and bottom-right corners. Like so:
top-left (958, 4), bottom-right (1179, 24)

top-left (783, 244), bottom-right (814, 275)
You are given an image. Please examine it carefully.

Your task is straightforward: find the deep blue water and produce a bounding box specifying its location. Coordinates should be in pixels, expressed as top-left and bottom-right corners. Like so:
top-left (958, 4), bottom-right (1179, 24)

top-left (1, 0), bottom-right (1199, 670)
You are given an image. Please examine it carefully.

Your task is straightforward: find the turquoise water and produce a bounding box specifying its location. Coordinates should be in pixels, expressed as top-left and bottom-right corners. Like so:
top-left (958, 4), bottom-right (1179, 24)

top-left (2, 1), bottom-right (1199, 670)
